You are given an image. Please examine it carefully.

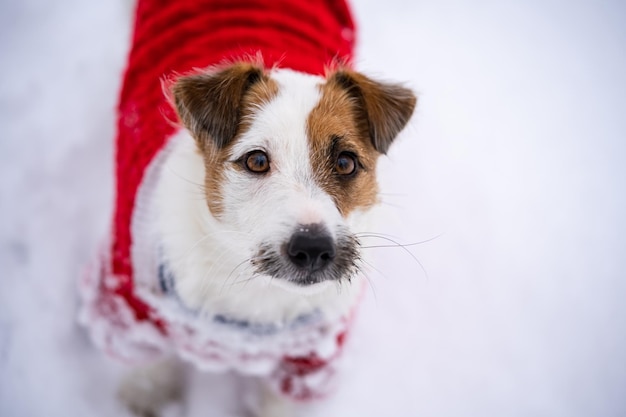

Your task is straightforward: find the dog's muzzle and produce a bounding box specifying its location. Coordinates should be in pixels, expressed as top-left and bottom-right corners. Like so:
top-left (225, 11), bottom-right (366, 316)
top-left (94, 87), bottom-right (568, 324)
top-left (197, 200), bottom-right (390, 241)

top-left (253, 223), bottom-right (359, 286)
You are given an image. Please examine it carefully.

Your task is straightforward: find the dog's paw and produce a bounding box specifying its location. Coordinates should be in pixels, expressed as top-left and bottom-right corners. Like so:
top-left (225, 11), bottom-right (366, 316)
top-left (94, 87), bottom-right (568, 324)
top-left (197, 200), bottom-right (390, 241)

top-left (118, 358), bottom-right (186, 417)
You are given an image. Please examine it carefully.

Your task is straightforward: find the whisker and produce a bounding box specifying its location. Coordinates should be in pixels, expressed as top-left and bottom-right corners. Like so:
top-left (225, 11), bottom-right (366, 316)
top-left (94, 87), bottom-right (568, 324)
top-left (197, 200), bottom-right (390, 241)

top-left (164, 165), bottom-right (207, 189)
top-left (356, 233), bottom-right (433, 280)
top-left (358, 232), bottom-right (444, 248)
top-left (355, 262), bottom-right (378, 305)
top-left (358, 257), bottom-right (389, 281)
top-left (196, 245), bottom-right (235, 297)
top-left (376, 201), bottom-right (406, 210)
top-left (180, 233), bottom-right (217, 260)
top-left (219, 258), bottom-right (251, 294)
top-left (235, 271), bottom-right (261, 289)
top-left (334, 279), bottom-right (344, 295)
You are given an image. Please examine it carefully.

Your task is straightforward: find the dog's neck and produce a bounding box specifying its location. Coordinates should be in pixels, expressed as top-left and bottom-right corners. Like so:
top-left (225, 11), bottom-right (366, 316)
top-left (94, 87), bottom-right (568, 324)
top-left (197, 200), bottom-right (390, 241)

top-left (157, 257), bottom-right (327, 336)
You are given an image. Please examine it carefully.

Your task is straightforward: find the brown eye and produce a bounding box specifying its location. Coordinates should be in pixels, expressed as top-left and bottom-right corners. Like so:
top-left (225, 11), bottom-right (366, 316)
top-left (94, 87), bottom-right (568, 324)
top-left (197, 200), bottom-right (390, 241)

top-left (244, 150), bottom-right (270, 173)
top-left (335, 152), bottom-right (357, 176)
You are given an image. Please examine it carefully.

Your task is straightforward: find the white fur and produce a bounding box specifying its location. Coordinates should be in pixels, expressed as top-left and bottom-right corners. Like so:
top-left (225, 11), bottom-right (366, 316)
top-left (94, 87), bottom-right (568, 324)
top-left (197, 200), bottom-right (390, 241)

top-left (122, 69), bottom-right (377, 417)
top-left (155, 69), bottom-right (365, 324)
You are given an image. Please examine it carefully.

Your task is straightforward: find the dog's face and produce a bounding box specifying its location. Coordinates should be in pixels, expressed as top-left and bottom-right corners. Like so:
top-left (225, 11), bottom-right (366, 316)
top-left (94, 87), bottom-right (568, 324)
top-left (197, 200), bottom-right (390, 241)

top-left (172, 63), bottom-right (415, 288)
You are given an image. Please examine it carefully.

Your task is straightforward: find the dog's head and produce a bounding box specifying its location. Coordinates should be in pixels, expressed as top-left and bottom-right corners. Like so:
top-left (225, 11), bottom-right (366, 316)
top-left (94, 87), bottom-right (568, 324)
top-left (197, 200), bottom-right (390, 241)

top-left (172, 62), bottom-right (415, 288)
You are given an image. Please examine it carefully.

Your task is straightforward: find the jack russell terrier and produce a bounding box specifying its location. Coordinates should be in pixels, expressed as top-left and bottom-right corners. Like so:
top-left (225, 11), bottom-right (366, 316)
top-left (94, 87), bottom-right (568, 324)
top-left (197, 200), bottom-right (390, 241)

top-left (79, 0), bottom-right (416, 415)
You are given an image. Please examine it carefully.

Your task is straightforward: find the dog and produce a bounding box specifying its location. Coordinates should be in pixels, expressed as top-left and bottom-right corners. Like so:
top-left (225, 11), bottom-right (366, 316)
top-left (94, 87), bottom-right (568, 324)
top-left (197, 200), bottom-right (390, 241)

top-left (79, 0), bottom-right (416, 416)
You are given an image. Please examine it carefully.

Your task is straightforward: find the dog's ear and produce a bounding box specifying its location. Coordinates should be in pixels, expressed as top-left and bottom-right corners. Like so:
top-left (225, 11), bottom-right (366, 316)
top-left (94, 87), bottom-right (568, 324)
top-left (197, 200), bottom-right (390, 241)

top-left (172, 63), bottom-right (266, 149)
top-left (327, 69), bottom-right (416, 154)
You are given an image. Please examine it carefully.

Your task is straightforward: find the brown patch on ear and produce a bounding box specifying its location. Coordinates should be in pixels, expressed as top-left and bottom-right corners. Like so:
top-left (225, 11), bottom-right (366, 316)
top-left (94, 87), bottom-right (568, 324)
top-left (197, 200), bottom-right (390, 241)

top-left (172, 62), bottom-right (273, 150)
top-left (327, 69), bottom-right (417, 154)
top-left (307, 79), bottom-right (381, 217)
top-left (172, 62), bottom-right (278, 217)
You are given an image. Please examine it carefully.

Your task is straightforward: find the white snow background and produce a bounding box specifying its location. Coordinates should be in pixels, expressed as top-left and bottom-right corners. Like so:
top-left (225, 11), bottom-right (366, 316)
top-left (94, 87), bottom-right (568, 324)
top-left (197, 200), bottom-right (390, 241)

top-left (1, 0), bottom-right (625, 416)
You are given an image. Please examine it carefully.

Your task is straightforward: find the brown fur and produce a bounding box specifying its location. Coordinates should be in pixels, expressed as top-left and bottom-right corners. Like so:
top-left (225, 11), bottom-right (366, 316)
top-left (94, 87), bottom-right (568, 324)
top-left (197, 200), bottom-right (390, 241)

top-left (328, 69), bottom-right (416, 154)
top-left (307, 77), bottom-right (380, 217)
top-left (307, 69), bottom-right (416, 217)
top-left (172, 63), bottom-right (277, 216)
top-left (173, 62), bottom-right (267, 150)
top-left (172, 63), bottom-right (415, 218)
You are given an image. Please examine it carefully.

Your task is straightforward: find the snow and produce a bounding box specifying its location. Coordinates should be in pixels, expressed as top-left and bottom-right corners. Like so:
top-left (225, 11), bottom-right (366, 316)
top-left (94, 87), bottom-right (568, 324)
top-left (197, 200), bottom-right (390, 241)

top-left (1, 0), bottom-right (625, 416)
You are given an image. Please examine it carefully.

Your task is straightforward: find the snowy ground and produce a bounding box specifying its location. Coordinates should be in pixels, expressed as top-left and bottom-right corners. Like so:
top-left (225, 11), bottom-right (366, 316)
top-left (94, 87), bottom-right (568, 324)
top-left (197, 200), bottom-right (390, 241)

top-left (1, 0), bottom-right (625, 416)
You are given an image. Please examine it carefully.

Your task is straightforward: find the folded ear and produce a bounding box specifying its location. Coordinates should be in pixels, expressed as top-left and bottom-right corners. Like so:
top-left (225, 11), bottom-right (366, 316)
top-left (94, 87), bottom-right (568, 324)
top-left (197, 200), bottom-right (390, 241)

top-left (172, 62), bottom-right (267, 150)
top-left (327, 69), bottom-right (417, 154)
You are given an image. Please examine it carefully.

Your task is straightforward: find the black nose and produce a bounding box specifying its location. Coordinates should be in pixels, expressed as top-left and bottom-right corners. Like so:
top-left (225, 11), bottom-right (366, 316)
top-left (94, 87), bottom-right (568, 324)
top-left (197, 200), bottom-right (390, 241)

top-left (287, 224), bottom-right (336, 271)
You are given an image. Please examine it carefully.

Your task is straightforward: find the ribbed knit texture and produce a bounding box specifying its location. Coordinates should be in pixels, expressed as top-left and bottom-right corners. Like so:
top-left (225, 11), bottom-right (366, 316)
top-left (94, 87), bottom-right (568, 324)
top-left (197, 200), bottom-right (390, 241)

top-left (109, 0), bottom-right (356, 323)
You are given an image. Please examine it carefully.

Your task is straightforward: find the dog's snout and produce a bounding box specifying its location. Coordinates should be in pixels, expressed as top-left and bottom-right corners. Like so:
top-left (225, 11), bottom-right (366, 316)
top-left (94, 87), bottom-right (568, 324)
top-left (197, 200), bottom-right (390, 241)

top-left (287, 224), bottom-right (336, 271)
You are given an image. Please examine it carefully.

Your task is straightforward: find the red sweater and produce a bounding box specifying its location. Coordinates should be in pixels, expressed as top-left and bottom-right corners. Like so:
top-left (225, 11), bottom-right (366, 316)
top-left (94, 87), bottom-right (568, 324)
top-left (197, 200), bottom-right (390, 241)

top-left (80, 0), bottom-right (358, 401)
top-left (114, 0), bottom-right (355, 328)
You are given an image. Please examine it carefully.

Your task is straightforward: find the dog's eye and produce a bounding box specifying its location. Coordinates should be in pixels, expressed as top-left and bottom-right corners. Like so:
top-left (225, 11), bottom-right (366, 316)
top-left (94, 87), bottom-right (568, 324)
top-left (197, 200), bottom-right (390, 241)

top-left (244, 150), bottom-right (270, 174)
top-left (335, 152), bottom-right (357, 176)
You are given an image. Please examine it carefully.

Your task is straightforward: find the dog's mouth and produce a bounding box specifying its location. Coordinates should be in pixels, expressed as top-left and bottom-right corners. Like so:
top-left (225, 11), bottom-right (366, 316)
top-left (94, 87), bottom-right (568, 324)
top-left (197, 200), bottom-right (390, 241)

top-left (251, 224), bottom-right (360, 286)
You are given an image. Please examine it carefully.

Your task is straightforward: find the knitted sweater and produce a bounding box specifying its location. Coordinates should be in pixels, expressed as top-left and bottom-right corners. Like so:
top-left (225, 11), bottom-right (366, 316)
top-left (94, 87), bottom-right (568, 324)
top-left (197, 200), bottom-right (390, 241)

top-left (79, 0), bottom-right (360, 401)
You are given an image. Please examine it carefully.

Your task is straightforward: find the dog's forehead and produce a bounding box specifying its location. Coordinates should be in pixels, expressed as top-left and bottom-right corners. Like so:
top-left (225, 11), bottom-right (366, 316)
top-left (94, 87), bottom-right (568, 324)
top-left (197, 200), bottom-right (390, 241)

top-left (229, 69), bottom-right (323, 159)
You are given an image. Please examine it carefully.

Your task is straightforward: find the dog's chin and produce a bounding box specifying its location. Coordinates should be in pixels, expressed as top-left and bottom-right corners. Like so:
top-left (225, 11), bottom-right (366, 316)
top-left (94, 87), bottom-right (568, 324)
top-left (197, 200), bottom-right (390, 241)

top-left (269, 276), bottom-right (334, 295)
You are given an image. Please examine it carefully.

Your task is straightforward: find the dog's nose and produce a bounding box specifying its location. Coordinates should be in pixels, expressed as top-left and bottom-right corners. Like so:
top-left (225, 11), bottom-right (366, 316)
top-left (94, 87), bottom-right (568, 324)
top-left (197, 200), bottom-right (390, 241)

top-left (287, 224), bottom-right (336, 271)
